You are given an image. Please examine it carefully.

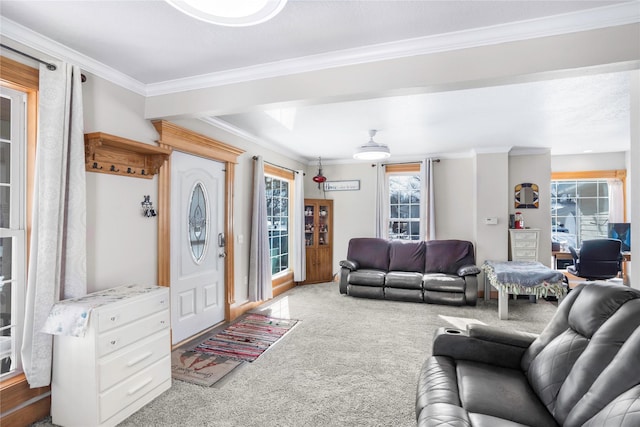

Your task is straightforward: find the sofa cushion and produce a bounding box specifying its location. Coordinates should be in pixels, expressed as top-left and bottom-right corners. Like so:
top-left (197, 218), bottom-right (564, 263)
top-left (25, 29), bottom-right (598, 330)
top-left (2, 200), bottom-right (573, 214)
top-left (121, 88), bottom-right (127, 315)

top-left (424, 291), bottom-right (466, 306)
top-left (348, 284), bottom-right (384, 299)
top-left (389, 240), bottom-right (425, 272)
top-left (384, 288), bottom-right (423, 303)
top-left (456, 360), bottom-right (558, 427)
top-left (423, 273), bottom-right (465, 293)
top-left (347, 269), bottom-right (386, 286)
top-left (347, 238), bottom-right (390, 271)
top-left (425, 240), bottom-right (475, 275)
top-left (386, 271), bottom-right (423, 289)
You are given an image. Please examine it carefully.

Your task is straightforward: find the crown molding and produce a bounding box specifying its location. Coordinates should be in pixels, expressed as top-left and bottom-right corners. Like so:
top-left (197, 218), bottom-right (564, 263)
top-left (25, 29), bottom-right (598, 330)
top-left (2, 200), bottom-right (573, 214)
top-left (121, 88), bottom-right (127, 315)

top-left (2, 2), bottom-right (638, 98)
top-left (146, 2), bottom-right (640, 96)
top-left (0, 17), bottom-right (147, 95)
top-left (198, 116), bottom-right (308, 163)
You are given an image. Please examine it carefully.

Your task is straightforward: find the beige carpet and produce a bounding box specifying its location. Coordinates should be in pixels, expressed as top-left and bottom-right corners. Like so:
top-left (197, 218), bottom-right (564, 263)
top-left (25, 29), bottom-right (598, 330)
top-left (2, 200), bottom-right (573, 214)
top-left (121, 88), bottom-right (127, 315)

top-left (33, 281), bottom-right (558, 427)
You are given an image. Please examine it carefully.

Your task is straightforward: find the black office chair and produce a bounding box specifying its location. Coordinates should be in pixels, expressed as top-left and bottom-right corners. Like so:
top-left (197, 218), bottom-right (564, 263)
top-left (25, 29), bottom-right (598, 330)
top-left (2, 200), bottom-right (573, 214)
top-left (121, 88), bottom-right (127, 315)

top-left (567, 238), bottom-right (622, 280)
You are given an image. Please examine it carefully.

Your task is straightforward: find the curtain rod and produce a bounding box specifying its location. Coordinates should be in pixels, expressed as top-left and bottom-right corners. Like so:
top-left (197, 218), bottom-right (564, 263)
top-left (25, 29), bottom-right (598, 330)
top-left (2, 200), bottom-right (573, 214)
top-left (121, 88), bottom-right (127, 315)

top-left (373, 159), bottom-right (441, 167)
top-left (1, 43), bottom-right (87, 82)
top-left (1, 43), bottom-right (57, 71)
top-left (252, 156), bottom-right (302, 175)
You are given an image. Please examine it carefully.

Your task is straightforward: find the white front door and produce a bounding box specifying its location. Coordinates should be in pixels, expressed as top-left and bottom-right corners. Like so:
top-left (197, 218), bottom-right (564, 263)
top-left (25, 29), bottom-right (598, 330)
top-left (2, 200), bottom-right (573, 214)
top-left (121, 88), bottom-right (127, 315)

top-left (170, 151), bottom-right (225, 345)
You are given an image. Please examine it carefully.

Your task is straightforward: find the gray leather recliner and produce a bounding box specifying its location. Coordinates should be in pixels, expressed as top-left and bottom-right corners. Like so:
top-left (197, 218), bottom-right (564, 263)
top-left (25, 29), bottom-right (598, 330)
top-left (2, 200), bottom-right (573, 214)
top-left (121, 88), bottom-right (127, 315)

top-left (416, 281), bottom-right (640, 426)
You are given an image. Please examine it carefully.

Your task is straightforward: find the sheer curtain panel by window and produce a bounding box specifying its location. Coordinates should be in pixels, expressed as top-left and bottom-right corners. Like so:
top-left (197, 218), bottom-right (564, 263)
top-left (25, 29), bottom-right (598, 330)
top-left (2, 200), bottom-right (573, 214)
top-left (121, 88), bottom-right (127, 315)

top-left (249, 156), bottom-right (272, 301)
top-left (22, 62), bottom-right (87, 388)
top-left (293, 170), bottom-right (306, 282)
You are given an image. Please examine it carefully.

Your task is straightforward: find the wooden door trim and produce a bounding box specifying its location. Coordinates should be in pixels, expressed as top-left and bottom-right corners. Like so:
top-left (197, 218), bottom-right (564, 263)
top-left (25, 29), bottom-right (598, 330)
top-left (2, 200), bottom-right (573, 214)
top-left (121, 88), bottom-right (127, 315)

top-left (152, 120), bottom-right (245, 322)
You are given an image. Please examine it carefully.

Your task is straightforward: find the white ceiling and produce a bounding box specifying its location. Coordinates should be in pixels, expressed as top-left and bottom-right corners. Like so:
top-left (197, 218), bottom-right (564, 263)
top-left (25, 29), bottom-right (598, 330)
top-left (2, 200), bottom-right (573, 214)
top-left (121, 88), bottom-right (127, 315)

top-left (1, 0), bottom-right (638, 162)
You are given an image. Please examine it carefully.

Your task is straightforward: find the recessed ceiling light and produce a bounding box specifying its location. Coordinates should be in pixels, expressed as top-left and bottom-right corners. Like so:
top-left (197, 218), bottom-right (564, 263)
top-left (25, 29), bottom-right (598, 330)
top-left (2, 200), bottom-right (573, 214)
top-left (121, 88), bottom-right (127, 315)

top-left (166, 0), bottom-right (287, 27)
top-left (583, 150), bottom-right (594, 153)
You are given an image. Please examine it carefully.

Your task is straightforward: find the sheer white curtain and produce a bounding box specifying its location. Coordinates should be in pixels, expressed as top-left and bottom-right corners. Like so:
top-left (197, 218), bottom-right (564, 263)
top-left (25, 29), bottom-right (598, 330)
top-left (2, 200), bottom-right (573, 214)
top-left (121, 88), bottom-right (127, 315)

top-left (607, 179), bottom-right (624, 223)
top-left (374, 163), bottom-right (388, 238)
top-left (420, 158), bottom-right (436, 240)
top-left (292, 170), bottom-right (306, 282)
top-left (22, 62), bottom-right (87, 387)
top-left (249, 156), bottom-right (272, 301)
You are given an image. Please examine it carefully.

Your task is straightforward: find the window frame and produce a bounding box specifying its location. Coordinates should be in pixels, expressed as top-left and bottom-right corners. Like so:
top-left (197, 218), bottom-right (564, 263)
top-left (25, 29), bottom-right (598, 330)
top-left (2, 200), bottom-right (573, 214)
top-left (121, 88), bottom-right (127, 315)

top-left (386, 163), bottom-right (422, 240)
top-left (0, 55), bottom-right (45, 423)
top-left (551, 169), bottom-right (627, 248)
top-left (1, 85), bottom-right (28, 381)
top-left (264, 164), bottom-right (294, 282)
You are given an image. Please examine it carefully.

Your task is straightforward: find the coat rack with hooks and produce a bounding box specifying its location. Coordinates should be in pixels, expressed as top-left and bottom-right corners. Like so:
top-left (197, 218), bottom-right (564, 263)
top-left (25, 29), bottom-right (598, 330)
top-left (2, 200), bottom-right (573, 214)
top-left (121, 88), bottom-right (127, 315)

top-left (84, 132), bottom-right (171, 179)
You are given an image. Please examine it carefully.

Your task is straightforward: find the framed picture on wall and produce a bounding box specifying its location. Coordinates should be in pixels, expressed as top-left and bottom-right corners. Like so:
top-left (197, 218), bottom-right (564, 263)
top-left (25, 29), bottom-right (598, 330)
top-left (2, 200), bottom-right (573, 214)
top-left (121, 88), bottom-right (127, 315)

top-left (515, 183), bottom-right (539, 208)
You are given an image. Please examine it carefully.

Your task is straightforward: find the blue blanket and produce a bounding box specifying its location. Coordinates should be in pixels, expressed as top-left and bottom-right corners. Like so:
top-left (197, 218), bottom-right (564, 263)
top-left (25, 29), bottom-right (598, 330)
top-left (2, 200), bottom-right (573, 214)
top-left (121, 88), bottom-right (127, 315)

top-left (482, 260), bottom-right (566, 298)
top-left (487, 261), bottom-right (564, 286)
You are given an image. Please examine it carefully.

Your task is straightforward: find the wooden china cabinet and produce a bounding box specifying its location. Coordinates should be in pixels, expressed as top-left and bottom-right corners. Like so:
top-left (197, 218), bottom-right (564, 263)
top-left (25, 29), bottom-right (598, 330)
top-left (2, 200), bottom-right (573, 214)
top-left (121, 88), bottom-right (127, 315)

top-left (303, 199), bottom-right (333, 284)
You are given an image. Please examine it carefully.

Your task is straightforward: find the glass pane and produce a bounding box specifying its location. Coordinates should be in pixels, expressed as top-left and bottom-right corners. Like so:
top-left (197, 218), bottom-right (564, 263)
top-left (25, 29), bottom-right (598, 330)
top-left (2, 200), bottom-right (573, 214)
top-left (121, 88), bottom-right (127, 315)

top-left (0, 280), bottom-right (12, 374)
top-left (410, 205), bottom-right (419, 218)
top-left (577, 181), bottom-right (597, 197)
top-left (597, 182), bottom-right (608, 197)
top-left (0, 187), bottom-right (8, 228)
top-left (398, 205), bottom-right (409, 218)
top-left (557, 182), bottom-right (576, 200)
top-left (0, 97), bottom-right (10, 141)
top-left (188, 183), bottom-right (208, 263)
top-left (0, 142), bottom-right (9, 184)
top-left (281, 181), bottom-right (289, 197)
top-left (0, 237), bottom-right (11, 281)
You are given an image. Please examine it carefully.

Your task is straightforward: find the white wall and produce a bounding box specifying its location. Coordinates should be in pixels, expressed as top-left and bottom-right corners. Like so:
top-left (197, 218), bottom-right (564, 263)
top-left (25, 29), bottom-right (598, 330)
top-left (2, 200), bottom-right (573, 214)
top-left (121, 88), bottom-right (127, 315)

top-left (434, 158), bottom-right (476, 242)
top-left (83, 74), bottom-right (159, 292)
top-left (509, 152), bottom-right (552, 266)
top-left (551, 152), bottom-right (627, 172)
top-left (474, 152), bottom-right (509, 267)
top-left (303, 162), bottom-right (377, 277)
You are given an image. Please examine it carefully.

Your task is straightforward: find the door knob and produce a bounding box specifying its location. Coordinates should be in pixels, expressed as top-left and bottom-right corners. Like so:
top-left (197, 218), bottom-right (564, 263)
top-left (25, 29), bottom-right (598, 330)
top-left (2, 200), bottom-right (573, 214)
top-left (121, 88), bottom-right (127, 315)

top-left (219, 252), bottom-right (227, 258)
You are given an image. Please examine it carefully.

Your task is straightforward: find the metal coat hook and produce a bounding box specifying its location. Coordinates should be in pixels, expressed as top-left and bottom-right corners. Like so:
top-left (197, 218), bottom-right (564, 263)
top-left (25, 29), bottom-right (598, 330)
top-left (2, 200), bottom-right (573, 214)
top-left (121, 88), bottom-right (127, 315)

top-left (92, 162), bottom-right (103, 170)
top-left (141, 195), bottom-right (157, 218)
top-left (127, 167), bottom-right (135, 174)
top-left (110, 165), bottom-right (119, 172)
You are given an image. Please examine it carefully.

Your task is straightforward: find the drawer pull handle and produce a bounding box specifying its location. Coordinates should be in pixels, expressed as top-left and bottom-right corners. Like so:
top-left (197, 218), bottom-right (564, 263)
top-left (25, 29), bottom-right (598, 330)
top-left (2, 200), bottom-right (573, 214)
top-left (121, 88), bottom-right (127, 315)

top-left (127, 351), bottom-right (153, 367)
top-left (110, 316), bottom-right (117, 322)
top-left (110, 339), bottom-right (117, 345)
top-left (127, 377), bottom-right (153, 396)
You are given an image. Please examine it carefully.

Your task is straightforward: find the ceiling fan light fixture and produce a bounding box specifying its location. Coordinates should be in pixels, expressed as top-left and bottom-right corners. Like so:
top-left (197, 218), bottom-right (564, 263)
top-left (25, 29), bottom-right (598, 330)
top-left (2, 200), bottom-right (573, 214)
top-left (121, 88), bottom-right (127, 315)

top-left (166, 0), bottom-right (288, 27)
top-left (353, 130), bottom-right (391, 160)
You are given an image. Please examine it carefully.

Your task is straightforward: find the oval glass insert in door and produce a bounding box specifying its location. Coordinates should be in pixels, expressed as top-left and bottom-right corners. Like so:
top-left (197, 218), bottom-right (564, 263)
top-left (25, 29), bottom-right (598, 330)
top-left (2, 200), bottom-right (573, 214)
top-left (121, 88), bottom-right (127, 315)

top-left (188, 182), bottom-right (209, 263)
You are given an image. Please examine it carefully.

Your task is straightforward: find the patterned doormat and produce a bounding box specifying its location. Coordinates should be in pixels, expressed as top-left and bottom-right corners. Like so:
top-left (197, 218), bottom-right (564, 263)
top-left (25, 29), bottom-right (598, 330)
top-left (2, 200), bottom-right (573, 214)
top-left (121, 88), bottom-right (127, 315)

top-left (194, 313), bottom-right (299, 362)
top-left (171, 349), bottom-right (243, 387)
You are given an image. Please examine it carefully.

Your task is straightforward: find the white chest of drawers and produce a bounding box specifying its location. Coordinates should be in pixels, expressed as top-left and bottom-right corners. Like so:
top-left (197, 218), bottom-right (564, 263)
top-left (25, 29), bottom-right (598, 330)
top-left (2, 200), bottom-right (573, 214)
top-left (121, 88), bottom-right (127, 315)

top-left (509, 229), bottom-right (540, 262)
top-left (51, 285), bottom-right (171, 427)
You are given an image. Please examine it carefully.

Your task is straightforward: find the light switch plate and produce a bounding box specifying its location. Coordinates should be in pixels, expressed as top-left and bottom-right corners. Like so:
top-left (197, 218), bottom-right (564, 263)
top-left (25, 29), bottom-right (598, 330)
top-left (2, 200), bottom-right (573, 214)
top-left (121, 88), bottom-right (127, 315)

top-left (484, 217), bottom-right (498, 225)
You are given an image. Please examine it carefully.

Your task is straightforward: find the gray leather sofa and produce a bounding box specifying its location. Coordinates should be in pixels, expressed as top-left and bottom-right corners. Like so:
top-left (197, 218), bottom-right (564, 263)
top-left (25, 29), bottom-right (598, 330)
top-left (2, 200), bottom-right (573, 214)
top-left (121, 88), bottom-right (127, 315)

top-left (339, 238), bottom-right (480, 306)
top-left (416, 281), bottom-right (640, 427)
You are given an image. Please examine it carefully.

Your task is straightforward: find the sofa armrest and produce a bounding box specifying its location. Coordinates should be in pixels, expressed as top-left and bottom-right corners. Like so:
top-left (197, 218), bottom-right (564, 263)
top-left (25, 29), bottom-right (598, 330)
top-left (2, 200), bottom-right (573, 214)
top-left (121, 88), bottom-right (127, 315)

top-left (339, 259), bottom-right (359, 271)
top-left (467, 324), bottom-right (537, 348)
top-left (432, 326), bottom-right (532, 369)
top-left (457, 264), bottom-right (481, 276)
